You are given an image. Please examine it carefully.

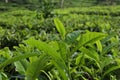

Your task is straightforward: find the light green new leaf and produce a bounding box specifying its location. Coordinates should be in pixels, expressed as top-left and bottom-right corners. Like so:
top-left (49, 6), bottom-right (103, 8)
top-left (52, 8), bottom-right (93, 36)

top-left (48, 41), bottom-right (59, 51)
top-left (14, 61), bottom-right (25, 75)
top-left (96, 40), bottom-right (102, 53)
top-left (78, 31), bottom-right (106, 47)
top-left (14, 59), bottom-right (29, 75)
top-left (54, 18), bottom-right (66, 39)
top-left (82, 66), bottom-right (92, 76)
top-left (75, 53), bottom-right (85, 65)
top-left (75, 54), bottom-right (82, 65)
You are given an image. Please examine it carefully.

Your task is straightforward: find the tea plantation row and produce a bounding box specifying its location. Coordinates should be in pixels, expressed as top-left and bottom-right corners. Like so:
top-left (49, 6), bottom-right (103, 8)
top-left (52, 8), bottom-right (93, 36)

top-left (0, 6), bottom-right (120, 80)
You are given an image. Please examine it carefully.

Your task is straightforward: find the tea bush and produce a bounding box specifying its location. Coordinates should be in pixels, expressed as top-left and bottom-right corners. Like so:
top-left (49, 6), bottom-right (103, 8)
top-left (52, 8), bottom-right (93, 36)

top-left (0, 18), bottom-right (119, 80)
top-left (0, 5), bottom-right (120, 80)
top-left (0, 10), bottom-right (55, 49)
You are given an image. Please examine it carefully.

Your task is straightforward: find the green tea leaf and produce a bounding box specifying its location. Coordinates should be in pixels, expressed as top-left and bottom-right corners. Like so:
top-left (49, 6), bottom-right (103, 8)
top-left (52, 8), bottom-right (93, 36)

top-left (96, 40), bottom-right (102, 53)
top-left (65, 30), bottom-right (81, 44)
top-left (54, 18), bottom-right (66, 39)
top-left (14, 59), bottom-right (29, 75)
top-left (100, 56), bottom-right (114, 71)
top-left (26, 54), bottom-right (50, 80)
top-left (75, 53), bottom-right (85, 65)
top-left (25, 38), bottom-right (70, 80)
top-left (102, 42), bottom-right (117, 55)
top-left (103, 65), bottom-right (120, 78)
top-left (101, 32), bottom-right (116, 44)
top-left (82, 66), bottom-right (92, 76)
top-left (79, 31), bottom-right (106, 47)
top-left (0, 72), bottom-right (8, 80)
top-left (80, 47), bottom-right (99, 62)
top-left (48, 41), bottom-right (59, 51)
top-left (0, 53), bottom-right (40, 70)
top-left (58, 41), bottom-right (68, 62)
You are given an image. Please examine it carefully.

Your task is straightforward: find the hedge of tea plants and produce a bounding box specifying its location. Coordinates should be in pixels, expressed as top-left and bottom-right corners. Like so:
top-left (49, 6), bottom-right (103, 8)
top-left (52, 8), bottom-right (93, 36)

top-left (0, 5), bottom-right (120, 80)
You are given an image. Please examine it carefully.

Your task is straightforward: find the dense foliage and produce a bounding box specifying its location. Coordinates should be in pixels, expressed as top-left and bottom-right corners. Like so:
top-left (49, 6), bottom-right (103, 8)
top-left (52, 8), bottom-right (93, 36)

top-left (0, 1), bottom-right (120, 80)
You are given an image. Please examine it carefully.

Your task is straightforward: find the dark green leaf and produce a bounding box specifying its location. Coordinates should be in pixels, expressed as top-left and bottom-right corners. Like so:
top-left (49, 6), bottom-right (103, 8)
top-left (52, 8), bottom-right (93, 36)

top-left (103, 65), bottom-right (120, 78)
top-left (80, 47), bottom-right (99, 62)
top-left (65, 30), bottom-right (81, 44)
top-left (26, 54), bottom-right (50, 80)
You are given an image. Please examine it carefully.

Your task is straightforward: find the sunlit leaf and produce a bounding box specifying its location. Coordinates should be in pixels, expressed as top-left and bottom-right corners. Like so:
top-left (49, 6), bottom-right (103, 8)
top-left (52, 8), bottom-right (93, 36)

top-left (78, 31), bottom-right (106, 47)
top-left (96, 40), bottom-right (102, 53)
top-left (54, 18), bottom-right (66, 39)
top-left (14, 59), bottom-right (29, 75)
